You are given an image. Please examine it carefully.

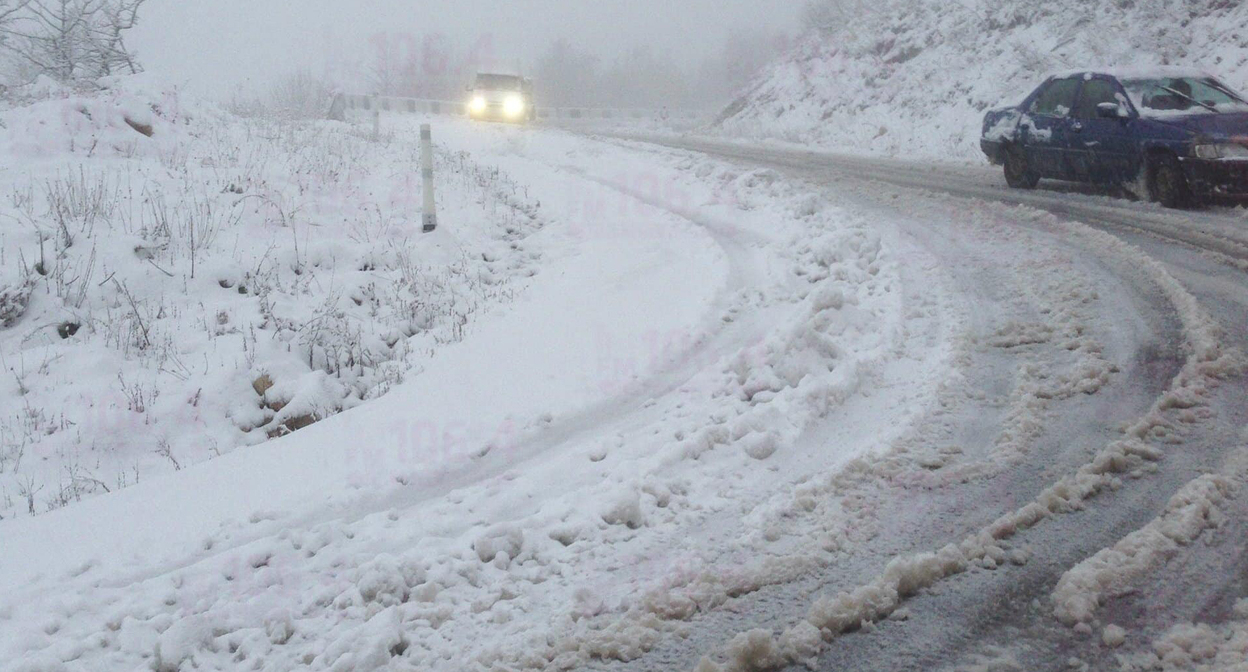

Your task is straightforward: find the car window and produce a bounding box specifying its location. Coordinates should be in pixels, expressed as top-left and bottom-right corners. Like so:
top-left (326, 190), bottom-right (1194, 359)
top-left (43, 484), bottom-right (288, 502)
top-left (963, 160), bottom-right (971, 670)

top-left (1074, 79), bottom-right (1126, 118)
top-left (1121, 76), bottom-right (1248, 116)
top-left (1031, 78), bottom-right (1079, 117)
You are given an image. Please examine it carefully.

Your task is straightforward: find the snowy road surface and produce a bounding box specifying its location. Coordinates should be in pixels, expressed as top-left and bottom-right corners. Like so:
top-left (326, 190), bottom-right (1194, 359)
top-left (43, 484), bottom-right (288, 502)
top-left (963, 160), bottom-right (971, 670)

top-left (2, 121), bottom-right (1247, 672)
top-left (597, 134), bottom-right (1248, 671)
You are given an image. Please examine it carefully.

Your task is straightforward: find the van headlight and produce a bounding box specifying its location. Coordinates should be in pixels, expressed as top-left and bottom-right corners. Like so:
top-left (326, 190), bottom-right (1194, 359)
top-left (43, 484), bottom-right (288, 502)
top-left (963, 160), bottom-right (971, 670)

top-left (503, 95), bottom-right (525, 117)
top-left (1194, 143), bottom-right (1248, 160)
top-left (470, 96), bottom-right (487, 114)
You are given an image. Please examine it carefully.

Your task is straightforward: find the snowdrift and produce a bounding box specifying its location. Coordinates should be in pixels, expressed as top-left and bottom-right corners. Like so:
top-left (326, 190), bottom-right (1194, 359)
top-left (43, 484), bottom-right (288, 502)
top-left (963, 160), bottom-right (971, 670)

top-left (1, 74), bottom-right (189, 160)
top-left (718, 0), bottom-right (1248, 161)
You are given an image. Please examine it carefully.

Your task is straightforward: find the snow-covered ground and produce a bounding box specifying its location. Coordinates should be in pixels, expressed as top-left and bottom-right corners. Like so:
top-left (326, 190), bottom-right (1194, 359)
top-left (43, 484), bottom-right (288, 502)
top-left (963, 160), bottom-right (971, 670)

top-left (717, 0), bottom-right (1248, 162)
top-left (4, 62), bottom-right (1248, 672)
top-left (0, 82), bottom-right (955, 671)
top-left (0, 77), bottom-right (544, 520)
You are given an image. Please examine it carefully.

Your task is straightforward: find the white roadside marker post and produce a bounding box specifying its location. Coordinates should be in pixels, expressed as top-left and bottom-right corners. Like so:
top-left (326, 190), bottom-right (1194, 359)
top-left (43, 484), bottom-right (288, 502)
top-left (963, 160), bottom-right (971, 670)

top-left (421, 124), bottom-right (438, 233)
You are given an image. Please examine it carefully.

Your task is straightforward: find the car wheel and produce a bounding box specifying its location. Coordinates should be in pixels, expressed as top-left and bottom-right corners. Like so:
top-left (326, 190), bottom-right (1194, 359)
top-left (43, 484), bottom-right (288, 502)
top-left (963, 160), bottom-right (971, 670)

top-left (1151, 155), bottom-right (1192, 209)
top-left (1003, 146), bottom-right (1039, 189)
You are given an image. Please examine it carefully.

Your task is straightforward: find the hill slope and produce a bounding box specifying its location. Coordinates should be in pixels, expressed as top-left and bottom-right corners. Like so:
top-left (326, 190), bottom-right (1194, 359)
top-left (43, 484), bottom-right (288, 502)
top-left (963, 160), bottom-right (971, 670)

top-left (719, 0), bottom-right (1248, 161)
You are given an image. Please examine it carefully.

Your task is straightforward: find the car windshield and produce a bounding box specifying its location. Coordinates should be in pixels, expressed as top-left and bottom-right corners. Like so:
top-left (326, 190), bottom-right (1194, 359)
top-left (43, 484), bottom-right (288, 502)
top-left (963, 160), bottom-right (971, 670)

top-left (1121, 76), bottom-right (1248, 116)
top-left (475, 74), bottom-right (523, 91)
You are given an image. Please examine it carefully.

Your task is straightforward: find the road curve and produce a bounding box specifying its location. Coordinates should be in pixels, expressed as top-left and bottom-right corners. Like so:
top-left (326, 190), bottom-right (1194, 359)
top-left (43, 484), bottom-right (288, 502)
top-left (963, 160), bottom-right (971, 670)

top-left (608, 135), bottom-right (1248, 270)
top-left (595, 133), bottom-right (1248, 672)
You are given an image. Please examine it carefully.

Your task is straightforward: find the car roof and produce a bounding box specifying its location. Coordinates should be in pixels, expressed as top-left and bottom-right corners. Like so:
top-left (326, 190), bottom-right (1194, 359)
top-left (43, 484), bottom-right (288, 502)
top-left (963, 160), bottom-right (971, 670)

top-left (1046, 66), bottom-right (1213, 82)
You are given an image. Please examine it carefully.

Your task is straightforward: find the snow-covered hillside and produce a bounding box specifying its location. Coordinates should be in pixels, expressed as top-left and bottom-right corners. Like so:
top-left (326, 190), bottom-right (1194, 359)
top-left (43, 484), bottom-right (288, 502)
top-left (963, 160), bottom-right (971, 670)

top-left (718, 0), bottom-right (1248, 161)
top-left (0, 77), bottom-right (544, 519)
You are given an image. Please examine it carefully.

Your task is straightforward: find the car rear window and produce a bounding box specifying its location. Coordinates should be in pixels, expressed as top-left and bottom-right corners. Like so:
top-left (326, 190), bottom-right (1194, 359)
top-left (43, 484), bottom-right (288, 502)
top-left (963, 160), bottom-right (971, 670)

top-left (1031, 78), bottom-right (1079, 117)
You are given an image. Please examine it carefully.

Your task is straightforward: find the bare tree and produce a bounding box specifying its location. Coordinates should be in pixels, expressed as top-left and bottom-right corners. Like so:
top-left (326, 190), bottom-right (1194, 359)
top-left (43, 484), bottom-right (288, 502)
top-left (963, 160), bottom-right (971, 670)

top-left (1, 0), bottom-right (146, 84)
top-left (0, 0), bottom-right (30, 71)
top-left (0, 0), bottom-right (27, 28)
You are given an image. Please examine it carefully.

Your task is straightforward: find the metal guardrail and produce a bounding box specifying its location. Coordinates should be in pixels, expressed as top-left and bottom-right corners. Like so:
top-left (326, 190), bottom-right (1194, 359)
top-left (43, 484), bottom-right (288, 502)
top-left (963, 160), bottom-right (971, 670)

top-left (328, 93), bottom-right (709, 123)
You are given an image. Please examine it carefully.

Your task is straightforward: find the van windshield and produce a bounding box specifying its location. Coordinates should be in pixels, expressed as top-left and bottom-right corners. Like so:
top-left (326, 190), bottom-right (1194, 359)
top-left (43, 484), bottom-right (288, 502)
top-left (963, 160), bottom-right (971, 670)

top-left (475, 74), bottom-right (523, 91)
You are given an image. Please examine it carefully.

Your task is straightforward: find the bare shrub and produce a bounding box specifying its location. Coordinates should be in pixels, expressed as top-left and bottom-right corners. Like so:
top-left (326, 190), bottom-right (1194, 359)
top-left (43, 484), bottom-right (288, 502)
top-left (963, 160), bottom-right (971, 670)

top-left (268, 69), bottom-right (333, 119)
top-left (0, 277), bottom-right (34, 327)
top-left (228, 69), bottom-right (334, 121)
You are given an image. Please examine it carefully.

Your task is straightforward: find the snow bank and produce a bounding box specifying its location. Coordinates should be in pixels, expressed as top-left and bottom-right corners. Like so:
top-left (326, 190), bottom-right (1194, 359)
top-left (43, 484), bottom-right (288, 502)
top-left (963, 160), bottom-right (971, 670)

top-left (720, 0), bottom-right (1248, 161)
top-left (2, 74), bottom-right (188, 160)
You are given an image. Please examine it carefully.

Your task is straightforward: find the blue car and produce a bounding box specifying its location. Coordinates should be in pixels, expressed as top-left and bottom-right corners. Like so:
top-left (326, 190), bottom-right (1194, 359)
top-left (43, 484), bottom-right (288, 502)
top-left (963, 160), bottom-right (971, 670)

top-left (981, 69), bottom-right (1248, 207)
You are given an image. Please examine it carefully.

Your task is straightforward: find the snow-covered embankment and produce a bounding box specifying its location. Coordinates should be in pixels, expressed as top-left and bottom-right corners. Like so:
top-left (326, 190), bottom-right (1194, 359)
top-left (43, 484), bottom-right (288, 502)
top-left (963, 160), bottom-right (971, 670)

top-left (719, 0), bottom-right (1248, 161)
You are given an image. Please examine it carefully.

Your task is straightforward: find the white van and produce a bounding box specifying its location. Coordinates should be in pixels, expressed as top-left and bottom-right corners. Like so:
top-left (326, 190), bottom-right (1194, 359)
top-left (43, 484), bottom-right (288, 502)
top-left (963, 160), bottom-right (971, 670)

top-left (467, 73), bottom-right (535, 123)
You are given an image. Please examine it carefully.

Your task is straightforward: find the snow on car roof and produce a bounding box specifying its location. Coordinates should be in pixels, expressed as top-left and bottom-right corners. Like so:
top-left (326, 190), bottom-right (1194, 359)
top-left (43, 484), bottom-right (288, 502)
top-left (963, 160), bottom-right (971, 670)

top-left (1045, 66), bottom-right (1215, 81)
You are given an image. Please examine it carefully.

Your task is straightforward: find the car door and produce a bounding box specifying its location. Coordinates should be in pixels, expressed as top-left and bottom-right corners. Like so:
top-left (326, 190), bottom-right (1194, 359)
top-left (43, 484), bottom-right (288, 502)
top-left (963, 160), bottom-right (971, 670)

top-left (1022, 77), bottom-right (1080, 179)
top-left (1069, 77), bottom-right (1138, 183)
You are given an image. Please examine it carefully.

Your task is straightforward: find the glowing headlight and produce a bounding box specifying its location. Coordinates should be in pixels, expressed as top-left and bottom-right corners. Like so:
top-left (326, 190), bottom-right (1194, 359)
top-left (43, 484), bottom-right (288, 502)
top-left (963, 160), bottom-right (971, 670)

top-left (470, 96), bottom-right (487, 114)
top-left (1194, 143), bottom-right (1248, 160)
top-left (503, 95), bottom-right (525, 117)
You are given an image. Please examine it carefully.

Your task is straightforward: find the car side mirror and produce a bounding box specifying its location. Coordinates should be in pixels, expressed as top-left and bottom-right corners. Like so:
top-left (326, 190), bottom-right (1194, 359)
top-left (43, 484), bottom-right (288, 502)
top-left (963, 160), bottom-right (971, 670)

top-left (1096, 102), bottom-right (1129, 120)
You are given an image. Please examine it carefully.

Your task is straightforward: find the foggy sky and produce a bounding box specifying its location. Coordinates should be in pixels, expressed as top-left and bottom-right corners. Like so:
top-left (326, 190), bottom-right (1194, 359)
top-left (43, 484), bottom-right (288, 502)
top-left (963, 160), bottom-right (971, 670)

top-left (130, 0), bottom-right (804, 98)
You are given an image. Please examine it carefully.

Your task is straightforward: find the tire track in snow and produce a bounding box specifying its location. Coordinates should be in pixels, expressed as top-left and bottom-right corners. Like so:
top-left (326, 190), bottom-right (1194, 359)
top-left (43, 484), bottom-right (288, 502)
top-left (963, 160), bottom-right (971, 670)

top-left (1050, 471), bottom-right (1236, 628)
top-left (705, 207), bottom-right (1241, 672)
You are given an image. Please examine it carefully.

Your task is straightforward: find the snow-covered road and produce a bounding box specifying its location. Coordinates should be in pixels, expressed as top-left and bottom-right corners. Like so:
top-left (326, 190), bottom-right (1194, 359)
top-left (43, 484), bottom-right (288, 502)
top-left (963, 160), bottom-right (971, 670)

top-left (3, 120), bottom-right (1247, 672)
top-left (597, 134), bottom-right (1248, 672)
top-left (610, 135), bottom-right (1248, 270)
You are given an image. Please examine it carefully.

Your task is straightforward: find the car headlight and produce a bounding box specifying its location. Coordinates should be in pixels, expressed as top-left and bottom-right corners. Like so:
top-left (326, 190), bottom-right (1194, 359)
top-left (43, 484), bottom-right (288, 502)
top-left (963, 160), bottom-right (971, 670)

top-left (470, 96), bottom-right (486, 114)
top-left (1194, 143), bottom-right (1248, 160)
top-left (503, 95), bottom-right (525, 117)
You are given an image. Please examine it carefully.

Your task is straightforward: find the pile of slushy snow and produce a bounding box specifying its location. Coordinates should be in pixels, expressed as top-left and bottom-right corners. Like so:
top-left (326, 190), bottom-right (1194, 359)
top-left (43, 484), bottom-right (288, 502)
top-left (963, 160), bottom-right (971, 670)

top-left (1121, 599), bottom-right (1248, 671)
top-left (718, 0), bottom-right (1248, 161)
top-left (0, 75), bottom-right (544, 519)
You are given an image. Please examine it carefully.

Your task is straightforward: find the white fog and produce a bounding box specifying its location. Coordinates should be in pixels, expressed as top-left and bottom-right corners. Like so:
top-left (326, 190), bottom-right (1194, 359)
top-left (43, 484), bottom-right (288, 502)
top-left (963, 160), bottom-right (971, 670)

top-left (2, 2), bottom-right (1248, 671)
